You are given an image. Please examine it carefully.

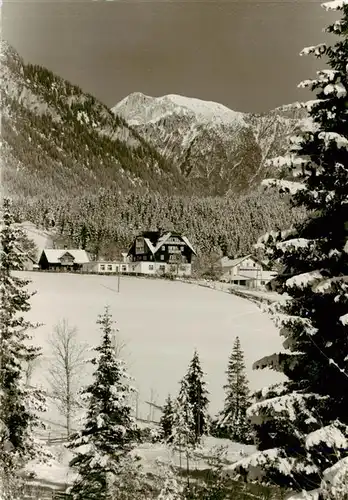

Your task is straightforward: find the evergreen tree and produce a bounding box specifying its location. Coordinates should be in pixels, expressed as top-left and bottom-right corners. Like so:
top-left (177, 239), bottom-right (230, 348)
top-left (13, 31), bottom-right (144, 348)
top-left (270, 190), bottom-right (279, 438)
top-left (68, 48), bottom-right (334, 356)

top-left (159, 394), bottom-right (174, 443)
top-left (184, 350), bottom-right (210, 442)
top-left (171, 377), bottom-right (196, 469)
top-left (232, 1), bottom-right (348, 496)
top-left (68, 306), bottom-right (140, 500)
top-left (217, 337), bottom-right (252, 444)
top-left (156, 462), bottom-right (183, 500)
top-left (0, 198), bottom-right (46, 486)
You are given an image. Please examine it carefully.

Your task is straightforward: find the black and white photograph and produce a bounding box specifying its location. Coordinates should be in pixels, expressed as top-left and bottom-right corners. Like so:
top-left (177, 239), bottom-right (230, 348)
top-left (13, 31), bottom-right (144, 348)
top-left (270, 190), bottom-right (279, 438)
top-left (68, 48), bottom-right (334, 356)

top-left (1, 0), bottom-right (348, 498)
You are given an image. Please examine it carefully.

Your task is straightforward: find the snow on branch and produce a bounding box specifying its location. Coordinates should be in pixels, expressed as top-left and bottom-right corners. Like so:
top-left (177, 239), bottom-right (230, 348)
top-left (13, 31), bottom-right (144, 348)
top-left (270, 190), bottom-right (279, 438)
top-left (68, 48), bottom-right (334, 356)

top-left (300, 44), bottom-right (327, 57)
top-left (321, 456), bottom-right (348, 496)
top-left (317, 69), bottom-right (340, 81)
top-left (318, 131), bottom-right (348, 149)
top-left (300, 99), bottom-right (327, 112)
top-left (305, 422), bottom-right (348, 451)
top-left (339, 313), bottom-right (348, 326)
top-left (265, 154), bottom-right (311, 169)
top-left (322, 0), bottom-right (348, 11)
top-left (298, 73), bottom-right (346, 98)
top-left (326, 18), bottom-right (346, 33)
top-left (298, 79), bottom-right (316, 90)
top-left (276, 238), bottom-right (312, 252)
top-left (252, 353), bottom-right (282, 371)
top-left (285, 271), bottom-right (324, 290)
top-left (252, 351), bottom-right (303, 374)
top-left (323, 82), bottom-right (347, 98)
top-left (247, 392), bottom-right (318, 425)
top-left (313, 275), bottom-right (348, 295)
top-left (270, 311), bottom-right (318, 337)
top-left (259, 382), bottom-right (287, 399)
top-left (261, 178), bottom-right (306, 195)
top-left (227, 447), bottom-right (295, 480)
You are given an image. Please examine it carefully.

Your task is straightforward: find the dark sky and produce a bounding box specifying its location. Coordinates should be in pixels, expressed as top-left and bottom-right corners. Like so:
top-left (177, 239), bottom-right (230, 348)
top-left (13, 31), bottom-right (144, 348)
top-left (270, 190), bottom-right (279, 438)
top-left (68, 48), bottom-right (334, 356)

top-left (2, 0), bottom-right (337, 113)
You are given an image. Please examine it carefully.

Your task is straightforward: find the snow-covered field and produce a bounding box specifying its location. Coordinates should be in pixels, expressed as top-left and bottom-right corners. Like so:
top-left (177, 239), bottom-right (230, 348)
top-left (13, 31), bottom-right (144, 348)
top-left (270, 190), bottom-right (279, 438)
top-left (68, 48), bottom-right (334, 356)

top-left (26, 437), bottom-right (257, 487)
top-left (19, 271), bottom-right (284, 427)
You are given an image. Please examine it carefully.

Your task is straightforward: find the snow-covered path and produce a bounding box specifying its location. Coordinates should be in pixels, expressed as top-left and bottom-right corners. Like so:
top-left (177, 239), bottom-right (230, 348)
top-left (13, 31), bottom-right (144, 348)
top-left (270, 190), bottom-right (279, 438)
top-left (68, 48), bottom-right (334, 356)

top-left (19, 272), bottom-right (284, 425)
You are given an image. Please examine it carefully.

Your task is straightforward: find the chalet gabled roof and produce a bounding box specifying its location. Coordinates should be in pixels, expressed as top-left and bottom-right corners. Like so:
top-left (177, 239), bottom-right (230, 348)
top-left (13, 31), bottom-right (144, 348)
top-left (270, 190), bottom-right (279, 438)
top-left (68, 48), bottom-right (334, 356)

top-left (220, 254), bottom-right (271, 270)
top-left (41, 249), bottom-right (90, 264)
top-left (132, 231), bottom-right (197, 256)
top-left (181, 235), bottom-right (197, 255)
top-left (221, 254), bottom-right (252, 268)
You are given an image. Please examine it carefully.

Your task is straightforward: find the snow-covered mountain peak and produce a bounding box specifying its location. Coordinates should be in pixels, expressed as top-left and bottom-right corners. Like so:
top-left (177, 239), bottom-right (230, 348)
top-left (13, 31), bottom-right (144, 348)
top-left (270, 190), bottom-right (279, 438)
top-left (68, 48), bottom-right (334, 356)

top-left (111, 90), bottom-right (305, 195)
top-left (112, 92), bottom-right (247, 127)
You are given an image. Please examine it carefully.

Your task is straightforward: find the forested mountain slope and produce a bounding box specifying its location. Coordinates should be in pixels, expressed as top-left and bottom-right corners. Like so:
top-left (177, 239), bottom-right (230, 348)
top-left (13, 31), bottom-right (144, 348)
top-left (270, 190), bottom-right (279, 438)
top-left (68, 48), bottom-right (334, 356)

top-left (1, 41), bottom-right (305, 262)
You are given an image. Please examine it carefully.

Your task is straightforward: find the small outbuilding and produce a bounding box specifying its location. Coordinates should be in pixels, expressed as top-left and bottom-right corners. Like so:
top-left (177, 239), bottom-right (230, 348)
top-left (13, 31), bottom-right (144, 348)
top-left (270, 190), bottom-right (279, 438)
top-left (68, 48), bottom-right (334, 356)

top-left (38, 249), bottom-right (90, 272)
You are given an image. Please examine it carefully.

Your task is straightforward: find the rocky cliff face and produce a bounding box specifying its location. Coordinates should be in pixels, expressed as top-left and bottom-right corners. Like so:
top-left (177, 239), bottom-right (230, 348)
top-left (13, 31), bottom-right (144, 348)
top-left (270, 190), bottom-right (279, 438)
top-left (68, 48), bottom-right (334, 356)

top-left (113, 93), bottom-right (306, 195)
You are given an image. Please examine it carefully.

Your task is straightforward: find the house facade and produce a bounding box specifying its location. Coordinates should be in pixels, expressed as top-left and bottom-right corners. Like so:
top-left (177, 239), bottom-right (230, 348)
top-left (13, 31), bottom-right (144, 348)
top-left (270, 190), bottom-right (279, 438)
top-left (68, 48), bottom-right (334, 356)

top-left (127, 231), bottom-right (196, 277)
top-left (82, 261), bottom-right (130, 274)
top-left (38, 249), bottom-right (90, 272)
top-left (219, 254), bottom-right (277, 289)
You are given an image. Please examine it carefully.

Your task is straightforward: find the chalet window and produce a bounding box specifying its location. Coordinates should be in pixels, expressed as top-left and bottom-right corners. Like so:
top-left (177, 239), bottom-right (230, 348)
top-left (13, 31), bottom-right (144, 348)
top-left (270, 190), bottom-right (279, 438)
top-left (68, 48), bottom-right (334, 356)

top-left (161, 246), bottom-right (165, 251)
top-left (100, 265), bottom-right (105, 271)
top-left (115, 266), bottom-right (119, 272)
top-left (122, 265), bottom-right (127, 271)
top-left (107, 265), bottom-right (112, 271)
top-left (149, 264), bottom-right (154, 270)
top-left (160, 255), bottom-right (164, 261)
top-left (159, 265), bottom-right (165, 270)
top-left (181, 246), bottom-right (184, 251)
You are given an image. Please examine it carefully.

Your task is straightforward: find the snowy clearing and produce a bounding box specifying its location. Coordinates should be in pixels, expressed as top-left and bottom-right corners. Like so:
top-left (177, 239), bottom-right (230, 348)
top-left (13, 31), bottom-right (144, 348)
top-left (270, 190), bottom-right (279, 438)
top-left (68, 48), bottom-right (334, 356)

top-left (18, 272), bottom-right (285, 426)
top-left (26, 437), bottom-right (257, 487)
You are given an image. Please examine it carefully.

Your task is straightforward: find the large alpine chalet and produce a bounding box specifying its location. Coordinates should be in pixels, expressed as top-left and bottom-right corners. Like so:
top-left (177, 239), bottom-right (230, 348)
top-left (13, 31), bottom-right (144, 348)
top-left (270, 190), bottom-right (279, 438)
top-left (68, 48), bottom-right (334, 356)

top-left (127, 231), bottom-right (196, 277)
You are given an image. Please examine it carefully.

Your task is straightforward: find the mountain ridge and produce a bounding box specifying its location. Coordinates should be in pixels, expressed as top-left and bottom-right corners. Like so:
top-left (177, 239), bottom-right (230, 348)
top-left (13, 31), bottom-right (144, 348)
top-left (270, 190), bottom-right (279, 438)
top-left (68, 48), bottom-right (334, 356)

top-left (112, 91), bottom-right (307, 195)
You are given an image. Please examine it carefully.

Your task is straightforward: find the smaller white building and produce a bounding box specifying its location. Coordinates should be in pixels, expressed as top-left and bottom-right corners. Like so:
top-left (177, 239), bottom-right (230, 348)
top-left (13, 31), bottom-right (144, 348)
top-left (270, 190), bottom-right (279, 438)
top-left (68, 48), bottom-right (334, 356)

top-left (83, 261), bottom-right (129, 274)
top-left (219, 254), bottom-right (277, 289)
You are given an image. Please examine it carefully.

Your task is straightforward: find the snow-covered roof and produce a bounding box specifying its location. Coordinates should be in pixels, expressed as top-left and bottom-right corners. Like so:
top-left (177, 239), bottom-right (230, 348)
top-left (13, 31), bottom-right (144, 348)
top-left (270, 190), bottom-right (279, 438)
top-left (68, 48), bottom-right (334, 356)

top-left (142, 232), bottom-right (196, 255)
top-left (153, 233), bottom-right (170, 253)
top-left (41, 249), bottom-right (90, 264)
top-left (220, 254), bottom-right (270, 270)
top-left (221, 255), bottom-right (253, 268)
top-left (143, 237), bottom-right (156, 253)
top-left (181, 235), bottom-right (197, 255)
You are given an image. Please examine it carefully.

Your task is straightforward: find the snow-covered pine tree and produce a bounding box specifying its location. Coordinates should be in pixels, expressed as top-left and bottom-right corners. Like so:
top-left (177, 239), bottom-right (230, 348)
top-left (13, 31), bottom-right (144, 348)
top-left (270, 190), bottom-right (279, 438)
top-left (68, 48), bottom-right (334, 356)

top-left (218, 336), bottom-right (252, 444)
top-left (184, 350), bottom-right (210, 443)
top-left (155, 460), bottom-right (184, 500)
top-left (171, 377), bottom-right (196, 474)
top-left (159, 394), bottom-right (174, 443)
top-left (231, 1), bottom-right (348, 497)
top-left (0, 198), bottom-right (46, 486)
top-left (68, 306), bottom-right (140, 500)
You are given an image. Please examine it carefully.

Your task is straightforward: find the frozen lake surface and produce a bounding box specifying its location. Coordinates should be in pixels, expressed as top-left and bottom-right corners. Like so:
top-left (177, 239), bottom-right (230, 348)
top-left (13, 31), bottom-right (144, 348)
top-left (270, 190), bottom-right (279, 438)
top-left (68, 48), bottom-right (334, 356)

top-left (18, 272), bottom-right (284, 425)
